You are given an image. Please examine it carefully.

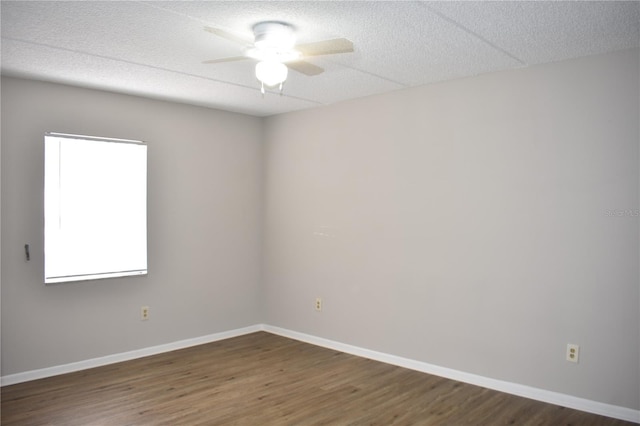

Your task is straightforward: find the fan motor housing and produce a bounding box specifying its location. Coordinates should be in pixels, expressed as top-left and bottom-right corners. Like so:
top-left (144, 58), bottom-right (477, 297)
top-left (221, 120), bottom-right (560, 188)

top-left (253, 21), bottom-right (296, 49)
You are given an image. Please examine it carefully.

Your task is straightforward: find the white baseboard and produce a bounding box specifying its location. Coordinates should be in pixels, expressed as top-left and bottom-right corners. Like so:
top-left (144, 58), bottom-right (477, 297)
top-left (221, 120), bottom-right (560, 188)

top-left (0, 324), bottom-right (261, 387)
top-left (263, 325), bottom-right (640, 424)
top-left (2, 323), bottom-right (638, 424)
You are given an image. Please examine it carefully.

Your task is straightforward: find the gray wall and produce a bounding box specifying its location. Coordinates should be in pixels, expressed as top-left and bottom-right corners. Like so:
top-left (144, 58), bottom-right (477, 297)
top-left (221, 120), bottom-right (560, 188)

top-left (2, 48), bottom-right (638, 412)
top-left (263, 49), bottom-right (639, 409)
top-left (1, 77), bottom-right (264, 375)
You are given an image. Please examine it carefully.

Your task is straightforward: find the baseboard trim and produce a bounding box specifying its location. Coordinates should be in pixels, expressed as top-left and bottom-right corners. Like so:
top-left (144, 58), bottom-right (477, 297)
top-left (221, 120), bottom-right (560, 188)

top-left (262, 325), bottom-right (640, 424)
top-left (0, 324), bottom-right (261, 387)
top-left (2, 324), bottom-right (638, 423)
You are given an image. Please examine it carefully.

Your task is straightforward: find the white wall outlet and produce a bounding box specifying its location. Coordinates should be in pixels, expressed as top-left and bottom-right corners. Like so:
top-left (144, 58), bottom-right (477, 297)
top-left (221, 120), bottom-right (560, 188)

top-left (566, 343), bottom-right (579, 363)
top-left (315, 298), bottom-right (322, 311)
top-left (141, 306), bottom-right (150, 321)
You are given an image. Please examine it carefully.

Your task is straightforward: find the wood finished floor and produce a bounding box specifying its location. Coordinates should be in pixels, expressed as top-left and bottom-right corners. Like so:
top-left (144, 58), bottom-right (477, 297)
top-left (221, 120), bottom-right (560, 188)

top-left (1, 332), bottom-right (636, 426)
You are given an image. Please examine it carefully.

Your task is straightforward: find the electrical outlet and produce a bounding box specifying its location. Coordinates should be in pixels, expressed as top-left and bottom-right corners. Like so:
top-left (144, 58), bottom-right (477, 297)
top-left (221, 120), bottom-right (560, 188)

top-left (141, 306), bottom-right (150, 321)
top-left (315, 298), bottom-right (322, 311)
top-left (566, 343), bottom-right (579, 363)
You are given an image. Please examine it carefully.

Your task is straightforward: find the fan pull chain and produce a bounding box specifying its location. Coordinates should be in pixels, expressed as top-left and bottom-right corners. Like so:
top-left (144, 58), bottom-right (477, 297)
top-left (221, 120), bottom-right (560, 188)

top-left (259, 82), bottom-right (285, 97)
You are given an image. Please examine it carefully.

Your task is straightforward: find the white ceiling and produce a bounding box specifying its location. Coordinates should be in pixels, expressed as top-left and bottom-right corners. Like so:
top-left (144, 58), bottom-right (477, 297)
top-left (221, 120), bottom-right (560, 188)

top-left (1, 1), bottom-right (639, 117)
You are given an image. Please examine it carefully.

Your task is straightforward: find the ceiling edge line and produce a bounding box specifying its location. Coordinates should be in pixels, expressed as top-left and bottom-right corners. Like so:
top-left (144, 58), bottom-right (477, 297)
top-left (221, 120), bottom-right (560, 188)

top-left (1, 36), bottom-right (249, 87)
top-left (420, 3), bottom-right (528, 67)
top-left (322, 58), bottom-right (408, 88)
top-left (134, 1), bottom-right (215, 27)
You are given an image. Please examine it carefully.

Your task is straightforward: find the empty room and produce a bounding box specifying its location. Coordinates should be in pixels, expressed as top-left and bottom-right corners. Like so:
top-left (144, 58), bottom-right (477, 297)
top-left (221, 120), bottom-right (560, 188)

top-left (1, 1), bottom-right (639, 425)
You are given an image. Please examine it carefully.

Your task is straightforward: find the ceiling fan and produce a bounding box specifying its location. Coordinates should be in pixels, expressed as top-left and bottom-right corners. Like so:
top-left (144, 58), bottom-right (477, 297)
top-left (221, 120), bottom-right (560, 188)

top-left (203, 21), bottom-right (354, 94)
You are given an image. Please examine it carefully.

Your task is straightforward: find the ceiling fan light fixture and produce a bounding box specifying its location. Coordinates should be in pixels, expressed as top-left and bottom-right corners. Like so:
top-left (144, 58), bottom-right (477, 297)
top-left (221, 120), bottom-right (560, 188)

top-left (255, 60), bottom-right (288, 87)
top-left (203, 20), bottom-right (354, 95)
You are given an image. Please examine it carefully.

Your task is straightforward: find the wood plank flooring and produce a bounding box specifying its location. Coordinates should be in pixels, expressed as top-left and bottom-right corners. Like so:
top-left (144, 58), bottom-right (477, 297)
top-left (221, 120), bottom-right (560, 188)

top-left (2, 332), bottom-right (636, 425)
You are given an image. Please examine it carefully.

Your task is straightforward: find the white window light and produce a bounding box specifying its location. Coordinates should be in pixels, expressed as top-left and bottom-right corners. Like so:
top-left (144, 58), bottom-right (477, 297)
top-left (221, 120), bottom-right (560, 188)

top-left (44, 132), bottom-right (147, 284)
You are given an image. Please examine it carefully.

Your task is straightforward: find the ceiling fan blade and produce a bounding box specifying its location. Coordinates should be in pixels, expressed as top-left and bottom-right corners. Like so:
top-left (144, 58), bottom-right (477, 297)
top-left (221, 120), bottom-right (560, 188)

top-left (287, 61), bottom-right (325, 76)
top-left (296, 38), bottom-right (354, 57)
top-left (202, 56), bottom-right (249, 64)
top-left (204, 26), bottom-right (251, 46)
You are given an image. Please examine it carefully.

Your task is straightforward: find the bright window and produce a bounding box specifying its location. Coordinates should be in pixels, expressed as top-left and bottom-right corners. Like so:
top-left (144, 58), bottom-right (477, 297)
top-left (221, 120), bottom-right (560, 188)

top-left (44, 132), bottom-right (147, 284)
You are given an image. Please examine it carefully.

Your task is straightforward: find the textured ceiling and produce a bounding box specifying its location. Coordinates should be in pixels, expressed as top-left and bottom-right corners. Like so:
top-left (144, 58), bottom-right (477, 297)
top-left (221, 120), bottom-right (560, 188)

top-left (1, 1), bottom-right (639, 117)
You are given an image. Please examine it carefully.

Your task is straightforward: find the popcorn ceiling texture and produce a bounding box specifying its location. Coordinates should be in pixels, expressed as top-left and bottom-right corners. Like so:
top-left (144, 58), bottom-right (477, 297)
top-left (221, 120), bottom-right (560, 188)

top-left (1, 1), bottom-right (638, 117)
